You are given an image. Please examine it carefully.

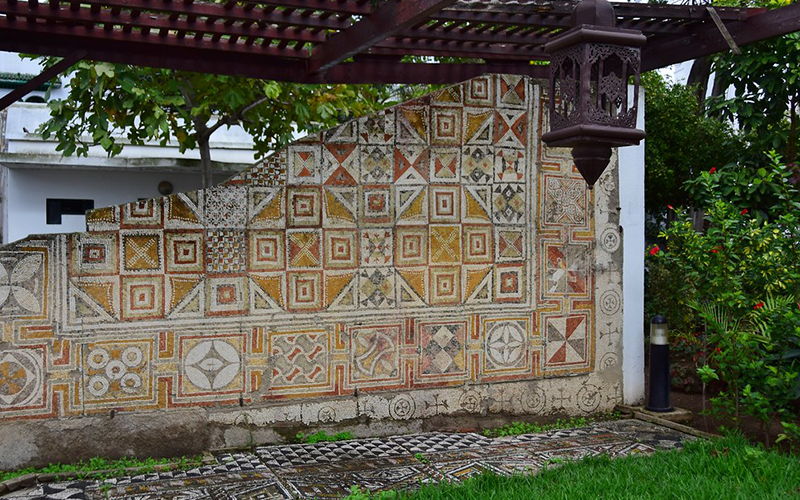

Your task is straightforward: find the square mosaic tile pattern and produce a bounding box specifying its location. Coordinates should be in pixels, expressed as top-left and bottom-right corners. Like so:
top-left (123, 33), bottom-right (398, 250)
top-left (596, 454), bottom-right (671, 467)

top-left (0, 74), bottom-right (622, 428)
top-left (0, 421), bottom-right (693, 500)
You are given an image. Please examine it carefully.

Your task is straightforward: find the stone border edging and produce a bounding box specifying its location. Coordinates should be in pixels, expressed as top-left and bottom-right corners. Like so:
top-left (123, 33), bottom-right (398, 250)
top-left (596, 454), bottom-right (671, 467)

top-left (0, 454), bottom-right (215, 495)
top-left (614, 404), bottom-right (717, 440)
top-left (631, 411), bottom-right (718, 440)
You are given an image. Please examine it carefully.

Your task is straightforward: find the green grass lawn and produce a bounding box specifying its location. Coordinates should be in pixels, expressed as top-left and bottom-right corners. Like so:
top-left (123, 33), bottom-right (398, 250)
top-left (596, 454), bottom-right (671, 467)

top-left (347, 434), bottom-right (800, 499)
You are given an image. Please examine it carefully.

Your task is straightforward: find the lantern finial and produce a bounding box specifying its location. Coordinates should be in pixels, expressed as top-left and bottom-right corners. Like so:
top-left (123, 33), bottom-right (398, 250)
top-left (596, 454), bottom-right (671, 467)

top-left (572, 0), bottom-right (615, 27)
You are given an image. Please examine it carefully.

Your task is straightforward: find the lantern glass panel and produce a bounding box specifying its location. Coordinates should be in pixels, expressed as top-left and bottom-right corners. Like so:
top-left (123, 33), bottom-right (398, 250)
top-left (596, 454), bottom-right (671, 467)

top-left (550, 46), bottom-right (583, 130)
top-left (588, 45), bottom-right (639, 128)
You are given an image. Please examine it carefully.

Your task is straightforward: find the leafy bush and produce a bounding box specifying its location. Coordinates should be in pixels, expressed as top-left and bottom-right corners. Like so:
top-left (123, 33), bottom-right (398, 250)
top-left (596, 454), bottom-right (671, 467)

top-left (650, 154), bottom-right (800, 443)
top-left (642, 72), bottom-right (740, 218)
top-left (684, 151), bottom-right (800, 217)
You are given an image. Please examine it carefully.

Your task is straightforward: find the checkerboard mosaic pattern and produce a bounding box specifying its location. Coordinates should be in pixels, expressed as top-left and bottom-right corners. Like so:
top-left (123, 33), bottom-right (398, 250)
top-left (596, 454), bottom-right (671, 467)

top-left (0, 75), bottom-right (623, 428)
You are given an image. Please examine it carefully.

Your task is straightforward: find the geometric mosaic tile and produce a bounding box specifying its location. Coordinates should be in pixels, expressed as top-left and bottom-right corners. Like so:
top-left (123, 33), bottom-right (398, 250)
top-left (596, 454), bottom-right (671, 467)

top-left (8, 423), bottom-right (693, 500)
top-left (348, 323), bottom-right (401, 387)
top-left (204, 185), bottom-right (246, 228)
top-left (543, 175), bottom-right (588, 226)
top-left (494, 263), bottom-right (525, 302)
top-left (121, 199), bottom-right (162, 228)
top-left (0, 250), bottom-right (47, 318)
top-left (69, 233), bottom-right (118, 276)
top-left (417, 320), bottom-right (467, 381)
top-left (83, 340), bottom-right (152, 404)
top-left (165, 231), bottom-right (204, 273)
top-left (392, 144), bottom-right (428, 186)
top-left (121, 232), bottom-right (162, 274)
top-left (205, 229), bottom-right (246, 274)
top-left (482, 317), bottom-right (532, 377)
top-left (268, 329), bottom-right (330, 392)
top-left (543, 242), bottom-right (590, 297)
top-left (544, 313), bottom-right (590, 371)
top-left (0, 348), bottom-right (44, 409)
top-left (121, 275), bottom-right (164, 321)
top-left (179, 335), bottom-right (243, 396)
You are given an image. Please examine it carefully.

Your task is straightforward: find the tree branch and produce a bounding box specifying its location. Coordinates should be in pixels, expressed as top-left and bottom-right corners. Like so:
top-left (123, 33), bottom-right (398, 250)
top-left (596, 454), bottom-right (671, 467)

top-left (200, 95), bottom-right (272, 141)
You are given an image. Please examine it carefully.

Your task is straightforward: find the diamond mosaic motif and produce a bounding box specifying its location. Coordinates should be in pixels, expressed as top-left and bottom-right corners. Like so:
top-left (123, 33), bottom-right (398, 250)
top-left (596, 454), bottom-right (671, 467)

top-left (418, 321), bottom-right (467, 379)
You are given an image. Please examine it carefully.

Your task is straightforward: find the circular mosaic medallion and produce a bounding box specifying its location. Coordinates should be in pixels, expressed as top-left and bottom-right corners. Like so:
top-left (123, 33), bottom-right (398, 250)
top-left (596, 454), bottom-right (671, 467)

top-left (600, 290), bottom-right (621, 315)
top-left (521, 385), bottom-right (546, 415)
top-left (486, 321), bottom-right (526, 368)
top-left (577, 383), bottom-right (602, 413)
top-left (184, 340), bottom-right (241, 390)
top-left (600, 228), bottom-right (620, 253)
top-left (389, 394), bottom-right (416, 420)
top-left (0, 350), bottom-right (43, 407)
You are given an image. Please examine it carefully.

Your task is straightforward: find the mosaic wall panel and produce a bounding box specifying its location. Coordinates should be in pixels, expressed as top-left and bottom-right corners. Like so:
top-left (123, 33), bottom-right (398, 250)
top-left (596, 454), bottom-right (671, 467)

top-left (0, 75), bottom-right (623, 425)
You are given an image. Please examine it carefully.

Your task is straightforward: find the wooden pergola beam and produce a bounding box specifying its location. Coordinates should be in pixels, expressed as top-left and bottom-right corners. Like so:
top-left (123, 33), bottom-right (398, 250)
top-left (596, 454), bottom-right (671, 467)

top-left (307, 0), bottom-right (458, 74)
top-left (0, 51), bottom-right (84, 111)
top-left (0, 30), bottom-right (547, 84)
top-left (398, 25), bottom-right (554, 46)
top-left (432, 3), bottom-right (750, 28)
top-left (0, 0), bottom-right (793, 86)
top-left (0, 2), bottom-right (327, 44)
top-left (374, 39), bottom-right (547, 61)
top-left (0, 17), bottom-right (309, 58)
top-left (243, 0), bottom-right (371, 15)
top-left (75, 0), bottom-right (353, 31)
top-left (642, 1), bottom-right (800, 70)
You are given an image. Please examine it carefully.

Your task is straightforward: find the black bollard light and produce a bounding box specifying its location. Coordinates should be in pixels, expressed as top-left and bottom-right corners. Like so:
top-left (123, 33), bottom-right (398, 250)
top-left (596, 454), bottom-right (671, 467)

top-left (646, 315), bottom-right (673, 412)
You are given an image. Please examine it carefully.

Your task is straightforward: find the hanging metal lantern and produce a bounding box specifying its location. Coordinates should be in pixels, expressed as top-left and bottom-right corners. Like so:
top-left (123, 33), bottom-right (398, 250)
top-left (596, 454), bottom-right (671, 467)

top-left (542, 0), bottom-right (646, 188)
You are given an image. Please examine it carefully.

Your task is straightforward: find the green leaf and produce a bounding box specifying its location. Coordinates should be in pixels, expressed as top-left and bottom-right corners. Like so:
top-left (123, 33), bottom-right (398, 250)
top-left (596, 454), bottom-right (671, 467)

top-left (94, 62), bottom-right (115, 78)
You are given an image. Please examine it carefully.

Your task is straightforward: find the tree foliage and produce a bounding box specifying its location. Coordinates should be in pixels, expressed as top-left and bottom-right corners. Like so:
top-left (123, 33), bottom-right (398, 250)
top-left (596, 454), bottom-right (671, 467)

top-left (29, 58), bottom-right (434, 186)
top-left (642, 71), bottom-right (739, 215)
top-left (708, 31), bottom-right (800, 165)
top-left (650, 158), bottom-right (800, 442)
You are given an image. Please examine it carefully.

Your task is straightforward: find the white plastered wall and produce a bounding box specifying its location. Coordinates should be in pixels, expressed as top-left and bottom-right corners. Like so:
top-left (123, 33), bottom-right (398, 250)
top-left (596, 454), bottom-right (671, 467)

top-left (619, 91), bottom-right (646, 405)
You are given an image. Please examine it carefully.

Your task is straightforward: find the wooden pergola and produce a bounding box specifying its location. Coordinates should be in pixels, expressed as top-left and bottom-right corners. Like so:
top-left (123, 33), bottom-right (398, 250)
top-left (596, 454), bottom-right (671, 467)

top-left (0, 0), bottom-right (799, 109)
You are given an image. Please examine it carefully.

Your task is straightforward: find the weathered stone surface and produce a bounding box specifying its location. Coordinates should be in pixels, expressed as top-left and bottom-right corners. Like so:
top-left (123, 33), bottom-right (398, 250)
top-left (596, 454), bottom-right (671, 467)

top-left (0, 411), bottom-right (210, 469)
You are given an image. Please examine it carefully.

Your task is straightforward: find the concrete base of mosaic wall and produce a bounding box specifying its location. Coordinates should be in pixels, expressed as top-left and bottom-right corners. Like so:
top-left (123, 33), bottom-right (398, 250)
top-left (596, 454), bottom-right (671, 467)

top-left (0, 375), bottom-right (622, 469)
top-left (0, 75), bottom-right (626, 470)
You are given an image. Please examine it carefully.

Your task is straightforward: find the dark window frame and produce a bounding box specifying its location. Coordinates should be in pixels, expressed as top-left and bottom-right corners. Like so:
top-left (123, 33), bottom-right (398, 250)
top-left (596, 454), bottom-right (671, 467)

top-left (46, 198), bottom-right (94, 225)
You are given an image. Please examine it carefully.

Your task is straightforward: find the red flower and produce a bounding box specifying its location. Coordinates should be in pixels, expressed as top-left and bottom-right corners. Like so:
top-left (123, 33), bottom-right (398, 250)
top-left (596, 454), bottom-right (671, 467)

top-left (741, 208), bottom-right (748, 215)
top-left (649, 245), bottom-right (660, 256)
top-left (715, 347), bottom-right (722, 355)
top-left (667, 204), bottom-right (674, 210)
top-left (710, 246), bottom-right (721, 253)
top-left (754, 302), bottom-right (765, 310)
top-left (710, 167), bottom-right (717, 174)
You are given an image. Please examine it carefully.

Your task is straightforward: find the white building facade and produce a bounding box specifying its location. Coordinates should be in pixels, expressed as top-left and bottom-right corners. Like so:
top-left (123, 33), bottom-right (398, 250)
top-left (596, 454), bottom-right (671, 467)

top-left (0, 53), bottom-right (257, 243)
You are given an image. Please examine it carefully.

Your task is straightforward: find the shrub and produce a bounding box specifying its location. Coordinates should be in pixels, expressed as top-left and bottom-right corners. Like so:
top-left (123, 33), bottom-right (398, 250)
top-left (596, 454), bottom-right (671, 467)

top-left (649, 153), bottom-right (800, 444)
